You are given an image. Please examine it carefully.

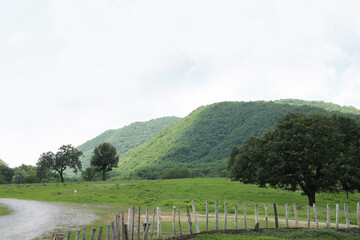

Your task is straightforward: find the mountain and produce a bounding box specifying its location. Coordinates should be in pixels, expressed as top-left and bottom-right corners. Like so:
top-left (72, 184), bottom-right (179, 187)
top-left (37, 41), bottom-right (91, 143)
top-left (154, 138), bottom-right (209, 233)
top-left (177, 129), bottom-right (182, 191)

top-left (76, 116), bottom-right (181, 169)
top-left (116, 101), bottom-right (360, 179)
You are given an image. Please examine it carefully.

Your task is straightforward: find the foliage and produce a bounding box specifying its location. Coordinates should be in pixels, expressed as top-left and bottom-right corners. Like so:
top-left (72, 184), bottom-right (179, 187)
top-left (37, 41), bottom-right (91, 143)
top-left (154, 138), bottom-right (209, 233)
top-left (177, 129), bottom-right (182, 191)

top-left (13, 164), bottom-right (38, 184)
top-left (0, 164), bottom-right (14, 184)
top-left (81, 167), bottom-right (98, 181)
top-left (36, 145), bottom-right (83, 182)
top-left (118, 101), bottom-right (360, 179)
top-left (91, 142), bottom-right (119, 181)
top-left (161, 167), bottom-right (192, 179)
top-left (229, 113), bottom-right (360, 205)
top-left (76, 117), bottom-right (180, 170)
top-left (23, 175), bottom-right (39, 183)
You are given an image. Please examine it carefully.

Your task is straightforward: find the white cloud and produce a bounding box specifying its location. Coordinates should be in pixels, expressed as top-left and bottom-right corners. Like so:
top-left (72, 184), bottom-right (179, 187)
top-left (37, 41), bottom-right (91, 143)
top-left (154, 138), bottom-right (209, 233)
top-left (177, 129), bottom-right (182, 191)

top-left (1, 0), bottom-right (360, 167)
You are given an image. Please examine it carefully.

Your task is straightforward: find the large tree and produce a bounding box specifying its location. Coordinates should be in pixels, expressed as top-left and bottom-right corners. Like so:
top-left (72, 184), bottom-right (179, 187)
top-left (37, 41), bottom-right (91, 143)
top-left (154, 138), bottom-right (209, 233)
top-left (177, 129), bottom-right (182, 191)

top-left (36, 145), bottom-right (83, 182)
top-left (0, 160), bottom-right (14, 184)
top-left (229, 113), bottom-right (360, 205)
top-left (91, 142), bottom-right (119, 181)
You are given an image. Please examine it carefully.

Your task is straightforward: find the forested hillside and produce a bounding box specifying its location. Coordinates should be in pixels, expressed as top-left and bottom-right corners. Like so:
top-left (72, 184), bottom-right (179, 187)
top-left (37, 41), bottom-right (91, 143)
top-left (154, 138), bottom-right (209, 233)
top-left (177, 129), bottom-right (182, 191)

top-left (77, 116), bottom-right (180, 169)
top-left (117, 101), bottom-right (360, 179)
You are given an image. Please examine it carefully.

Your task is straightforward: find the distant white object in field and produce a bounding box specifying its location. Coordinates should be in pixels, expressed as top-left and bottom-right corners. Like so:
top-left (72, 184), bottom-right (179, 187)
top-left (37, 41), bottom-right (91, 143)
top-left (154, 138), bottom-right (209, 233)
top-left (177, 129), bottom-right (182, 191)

top-left (74, 189), bottom-right (77, 196)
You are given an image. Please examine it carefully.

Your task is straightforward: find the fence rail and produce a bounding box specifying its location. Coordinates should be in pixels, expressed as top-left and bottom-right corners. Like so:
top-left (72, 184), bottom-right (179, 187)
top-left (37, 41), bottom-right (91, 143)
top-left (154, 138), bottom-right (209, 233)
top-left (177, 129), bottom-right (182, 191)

top-left (52, 200), bottom-right (360, 240)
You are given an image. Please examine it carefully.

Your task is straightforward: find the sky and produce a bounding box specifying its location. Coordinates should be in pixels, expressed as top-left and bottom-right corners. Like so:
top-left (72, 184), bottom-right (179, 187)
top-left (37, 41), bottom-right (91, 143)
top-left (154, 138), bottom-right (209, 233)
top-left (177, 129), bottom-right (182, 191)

top-left (1, 0), bottom-right (360, 168)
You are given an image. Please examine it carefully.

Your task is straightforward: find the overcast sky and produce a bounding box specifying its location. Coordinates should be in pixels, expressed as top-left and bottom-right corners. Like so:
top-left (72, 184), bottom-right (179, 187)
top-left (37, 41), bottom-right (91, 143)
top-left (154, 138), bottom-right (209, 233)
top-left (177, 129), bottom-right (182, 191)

top-left (1, 0), bottom-right (360, 167)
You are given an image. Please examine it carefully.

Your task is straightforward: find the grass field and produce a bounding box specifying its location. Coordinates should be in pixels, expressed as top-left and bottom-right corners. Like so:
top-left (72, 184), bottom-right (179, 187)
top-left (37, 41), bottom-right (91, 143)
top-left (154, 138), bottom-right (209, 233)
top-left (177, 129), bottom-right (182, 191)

top-left (1, 178), bottom-right (360, 239)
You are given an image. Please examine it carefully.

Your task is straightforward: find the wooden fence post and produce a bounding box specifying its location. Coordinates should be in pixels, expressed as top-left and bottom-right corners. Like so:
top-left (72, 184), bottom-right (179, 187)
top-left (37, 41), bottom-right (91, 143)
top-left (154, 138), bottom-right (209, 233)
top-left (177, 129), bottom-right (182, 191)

top-left (307, 205), bottom-right (310, 229)
top-left (90, 228), bottom-right (96, 240)
top-left (143, 223), bottom-right (150, 240)
top-left (107, 225), bottom-right (111, 240)
top-left (128, 208), bottom-right (132, 237)
top-left (336, 204), bottom-right (339, 229)
top-left (265, 205), bottom-right (268, 228)
top-left (137, 207), bottom-right (141, 240)
top-left (132, 207), bottom-right (135, 240)
top-left (244, 204), bottom-right (247, 230)
top-left (82, 228), bottom-right (87, 240)
top-left (285, 204), bottom-right (289, 228)
top-left (224, 202), bottom-right (228, 230)
top-left (178, 204), bottom-right (183, 235)
top-left (76, 230), bottom-right (80, 240)
top-left (157, 207), bottom-right (162, 238)
top-left (97, 226), bottom-right (103, 240)
top-left (357, 202), bottom-right (360, 228)
top-left (313, 204), bottom-right (319, 228)
top-left (186, 205), bottom-right (193, 234)
top-left (192, 200), bottom-right (200, 233)
top-left (345, 203), bottom-right (350, 229)
top-left (111, 222), bottom-right (117, 240)
top-left (116, 214), bottom-right (120, 240)
top-left (172, 206), bottom-right (176, 236)
top-left (66, 231), bottom-right (72, 240)
top-left (326, 204), bottom-right (331, 228)
top-left (254, 203), bottom-right (259, 229)
top-left (293, 203), bottom-right (299, 228)
top-left (215, 201), bottom-right (219, 230)
top-left (206, 201), bottom-right (209, 231)
top-left (150, 208), bottom-right (155, 239)
top-left (273, 203), bottom-right (278, 229)
top-left (235, 204), bottom-right (238, 230)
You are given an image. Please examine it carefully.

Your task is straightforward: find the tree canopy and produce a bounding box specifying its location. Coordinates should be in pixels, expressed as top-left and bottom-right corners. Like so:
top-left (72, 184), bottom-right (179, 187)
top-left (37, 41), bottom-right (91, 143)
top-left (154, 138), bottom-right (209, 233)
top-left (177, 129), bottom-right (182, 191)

top-left (91, 142), bottom-right (119, 181)
top-left (36, 144), bottom-right (83, 182)
top-left (229, 113), bottom-right (360, 205)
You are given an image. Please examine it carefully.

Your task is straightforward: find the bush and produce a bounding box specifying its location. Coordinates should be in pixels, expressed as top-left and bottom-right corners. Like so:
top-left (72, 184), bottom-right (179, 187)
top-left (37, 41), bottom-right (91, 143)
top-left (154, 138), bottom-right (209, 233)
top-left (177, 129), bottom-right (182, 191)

top-left (23, 175), bottom-right (39, 183)
top-left (161, 167), bottom-right (192, 179)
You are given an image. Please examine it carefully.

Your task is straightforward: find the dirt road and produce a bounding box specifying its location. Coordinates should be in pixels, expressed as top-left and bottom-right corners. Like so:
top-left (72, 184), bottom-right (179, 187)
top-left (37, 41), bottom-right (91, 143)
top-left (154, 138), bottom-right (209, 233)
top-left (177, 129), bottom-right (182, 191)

top-left (0, 198), bottom-right (98, 240)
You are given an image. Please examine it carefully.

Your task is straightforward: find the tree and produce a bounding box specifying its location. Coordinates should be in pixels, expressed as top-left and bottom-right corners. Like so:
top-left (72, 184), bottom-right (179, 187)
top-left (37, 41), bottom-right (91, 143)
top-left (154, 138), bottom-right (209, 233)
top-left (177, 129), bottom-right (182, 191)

top-left (0, 164), bottom-right (14, 184)
top-left (229, 113), bottom-right (360, 205)
top-left (91, 142), bottom-right (119, 181)
top-left (36, 145), bottom-right (83, 182)
top-left (81, 167), bottom-right (98, 181)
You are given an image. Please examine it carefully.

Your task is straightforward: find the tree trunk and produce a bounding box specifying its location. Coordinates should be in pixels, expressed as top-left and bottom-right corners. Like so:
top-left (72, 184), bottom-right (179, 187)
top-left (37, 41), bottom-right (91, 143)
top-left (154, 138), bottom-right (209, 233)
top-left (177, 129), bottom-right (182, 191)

top-left (103, 170), bottom-right (106, 181)
top-left (308, 191), bottom-right (316, 206)
top-left (59, 171), bottom-right (64, 182)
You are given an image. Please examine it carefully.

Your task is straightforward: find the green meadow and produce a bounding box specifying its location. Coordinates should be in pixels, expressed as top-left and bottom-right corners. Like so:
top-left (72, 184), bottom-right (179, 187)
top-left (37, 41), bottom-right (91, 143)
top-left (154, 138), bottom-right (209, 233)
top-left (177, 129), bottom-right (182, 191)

top-left (1, 178), bottom-right (360, 239)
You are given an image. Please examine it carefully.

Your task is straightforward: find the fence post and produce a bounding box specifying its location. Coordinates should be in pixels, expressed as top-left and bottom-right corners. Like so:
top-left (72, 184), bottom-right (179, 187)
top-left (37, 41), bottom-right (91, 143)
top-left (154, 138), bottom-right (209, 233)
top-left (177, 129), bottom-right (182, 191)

top-left (192, 200), bottom-right (200, 233)
top-left (97, 226), bottom-right (103, 240)
top-left (345, 203), bottom-right (350, 229)
top-left (107, 225), bottom-right (111, 240)
top-left (128, 208), bottom-right (131, 237)
top-left (76, 230), bottom-right (80, 240)
top-left (313, 204), bottom-right (319, 228)
top-left (206, 201), bottom-right (209, 231)
top-left (265, 205), bottom-right (268, 228)
top-left (178, 204), bottom-right (183, 235)
top-left (116, 214), bottom-right (120, 240)
top-left (90, 228), bottom-right (96, 240)
top-left (293, 203), bottom-right (299, 228)
top-left (66, 231), bottom-right (72, 240)
top-left (172, 206), bottom-right (176, 236)
top-left (132, 207), bottom-right (135, 240)
top-left (336, 204), bottom-right (339, 229)
top-left (285, 204), bottom-right (289, 228)
top-left (244, 204), bottom-right (247, 230)
top-left (150, 208), bottom-right (155, 239)
top-left (357, 202), bottom-right (360, 228)
top-left (143, 223), bottom-right (150, 240)
top-left (157, 207), bottom-right (162, 238)
top-left (326, 204), bottom-right (331, 228)
top-left (224, 202), bottom-right (228, 230)
top-left (307, 205), bottom-right (310, 229)
top-left (235, 204), bottom-right (238, 229)
top-left (273, 203), bottom-right (278, 229)
top-left (215, 201), bottom-right (219, 230)
top-left (137, 207), bottom-right (141, 240)
top-left (186, 205), bottom-right (193, 234)
top-left (254, 203), bottom-right (259, 229)
top-left (82, 228), bottom-right (87, 240)
top-left (111, 222), bottom-right (117, 240)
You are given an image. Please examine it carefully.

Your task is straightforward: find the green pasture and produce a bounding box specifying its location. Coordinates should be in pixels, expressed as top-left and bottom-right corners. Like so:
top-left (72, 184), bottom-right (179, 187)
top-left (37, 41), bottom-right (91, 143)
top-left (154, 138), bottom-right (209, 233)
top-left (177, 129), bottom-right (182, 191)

top-left (1, 178), bottom-right (360, 239)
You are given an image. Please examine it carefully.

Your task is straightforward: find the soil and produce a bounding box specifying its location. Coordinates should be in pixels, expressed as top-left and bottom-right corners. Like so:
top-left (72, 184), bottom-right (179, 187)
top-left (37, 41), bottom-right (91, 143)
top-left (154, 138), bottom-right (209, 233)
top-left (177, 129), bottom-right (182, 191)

top-left (0, 198), bottom-right (98, 240)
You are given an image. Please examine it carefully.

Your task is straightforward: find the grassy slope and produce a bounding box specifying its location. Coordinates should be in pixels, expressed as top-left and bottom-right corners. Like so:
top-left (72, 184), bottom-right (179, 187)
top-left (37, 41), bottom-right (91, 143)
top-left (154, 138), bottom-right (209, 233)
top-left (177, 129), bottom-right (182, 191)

top-left (76, 116), bottom-right (180, 169)
top-left (118, 101), bottom-right (360, 178)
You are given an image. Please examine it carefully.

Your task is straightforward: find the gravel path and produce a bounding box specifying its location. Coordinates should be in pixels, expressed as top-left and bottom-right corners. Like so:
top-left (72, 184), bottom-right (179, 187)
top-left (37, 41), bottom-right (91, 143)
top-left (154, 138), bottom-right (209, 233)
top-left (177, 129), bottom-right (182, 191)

top-left (0, 198), bottom-right (98, 240)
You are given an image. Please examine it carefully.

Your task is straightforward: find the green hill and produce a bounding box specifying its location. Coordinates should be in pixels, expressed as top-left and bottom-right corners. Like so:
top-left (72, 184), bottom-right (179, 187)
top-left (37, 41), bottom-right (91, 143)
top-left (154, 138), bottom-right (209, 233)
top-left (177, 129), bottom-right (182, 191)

top-left (117, 101), bottom-right (360, 179)
top-left (76, 116), bottom-right (180, 169)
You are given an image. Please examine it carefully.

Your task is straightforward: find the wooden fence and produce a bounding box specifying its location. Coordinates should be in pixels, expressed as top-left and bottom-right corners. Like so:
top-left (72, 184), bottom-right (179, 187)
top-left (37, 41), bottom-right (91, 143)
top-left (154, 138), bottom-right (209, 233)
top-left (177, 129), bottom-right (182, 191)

top-left (53, 200), bottom-right (360, 240)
